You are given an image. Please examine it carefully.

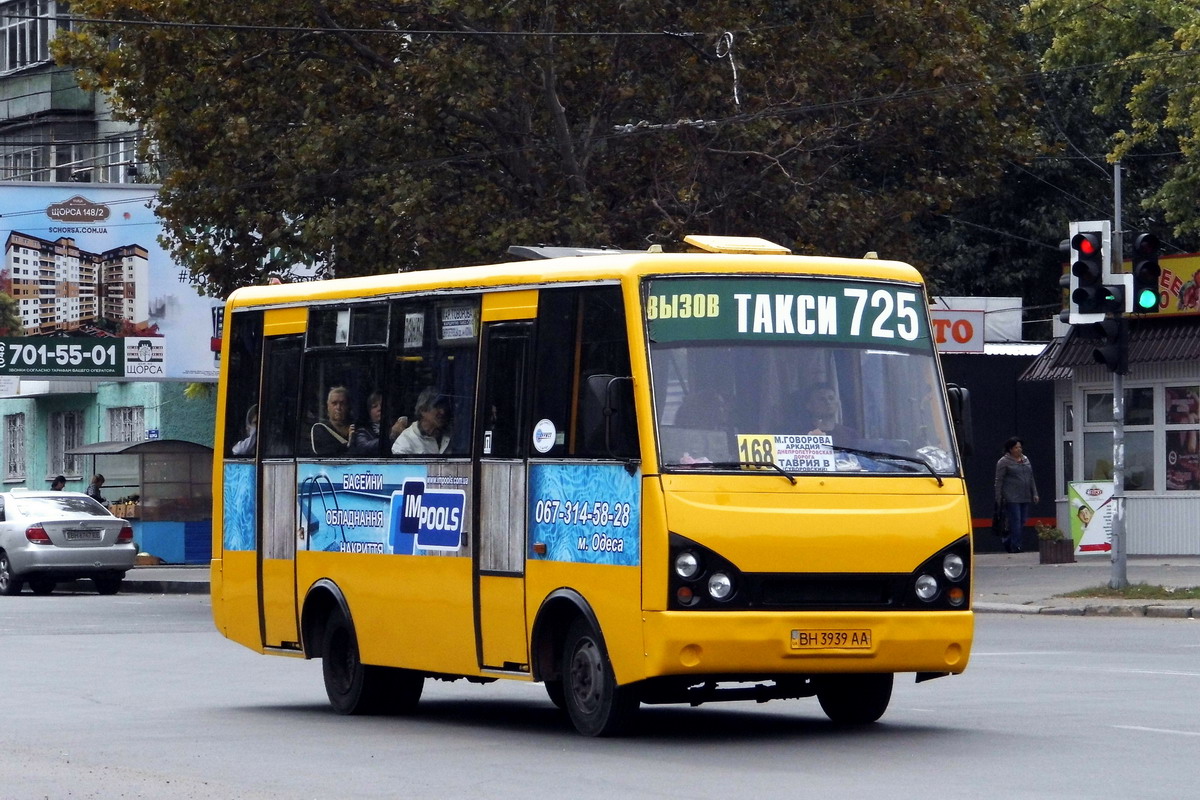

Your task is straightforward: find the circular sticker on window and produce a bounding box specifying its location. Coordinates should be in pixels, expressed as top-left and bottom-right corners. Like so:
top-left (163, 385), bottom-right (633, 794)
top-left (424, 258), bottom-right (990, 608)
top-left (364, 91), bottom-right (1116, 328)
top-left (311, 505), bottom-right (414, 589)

top-left (532, 418), bottom-right (557, 453)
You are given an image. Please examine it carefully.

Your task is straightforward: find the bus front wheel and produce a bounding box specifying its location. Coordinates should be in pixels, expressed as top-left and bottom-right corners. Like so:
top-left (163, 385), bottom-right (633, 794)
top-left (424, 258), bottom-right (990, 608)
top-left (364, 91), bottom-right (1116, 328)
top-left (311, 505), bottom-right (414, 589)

top-left (321, 608), bottom-right (424, 715)
top-left (561, 618), bottom-right (638, 736)
top-left (815, 673), bottom-right (893, 725)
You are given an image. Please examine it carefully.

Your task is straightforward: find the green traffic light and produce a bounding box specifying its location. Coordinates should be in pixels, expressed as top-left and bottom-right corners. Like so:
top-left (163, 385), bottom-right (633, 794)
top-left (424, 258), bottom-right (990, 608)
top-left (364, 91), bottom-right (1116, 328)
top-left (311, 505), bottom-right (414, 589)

top-left (1136, 287), bottom-right (1160, 311)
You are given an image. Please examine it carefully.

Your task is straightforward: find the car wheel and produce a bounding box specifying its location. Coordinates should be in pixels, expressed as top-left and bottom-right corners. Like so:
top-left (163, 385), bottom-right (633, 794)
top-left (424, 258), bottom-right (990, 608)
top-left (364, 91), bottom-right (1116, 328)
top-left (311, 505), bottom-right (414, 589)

top-left (29, 579), bottom-right (55, 596)
top-left (561, 618), bottom-right (639, 736)
top-left (0, 552), bottom-right (22, 596)
top-left (816, 673), bottom-right (894, 725)
top-left (94, 577), bottom-right (122, 595)
top-left (321, 608), bottom-right (423, 715)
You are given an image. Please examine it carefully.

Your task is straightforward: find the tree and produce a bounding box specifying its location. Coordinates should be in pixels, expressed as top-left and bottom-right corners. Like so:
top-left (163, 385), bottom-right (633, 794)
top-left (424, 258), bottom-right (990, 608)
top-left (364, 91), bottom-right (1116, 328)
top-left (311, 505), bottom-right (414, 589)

top-left (0, 292), bottom-right (23, 337)
top-left (56, 1), bottom-right (1036, 296)
top-left (1023, 0), bottom-right (1200, 239)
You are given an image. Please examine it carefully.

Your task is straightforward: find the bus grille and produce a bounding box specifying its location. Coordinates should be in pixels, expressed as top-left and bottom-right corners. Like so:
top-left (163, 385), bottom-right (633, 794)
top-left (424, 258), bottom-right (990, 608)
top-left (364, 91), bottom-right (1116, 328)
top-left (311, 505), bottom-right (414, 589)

top-left (750, 574), bottom-right (909, 610)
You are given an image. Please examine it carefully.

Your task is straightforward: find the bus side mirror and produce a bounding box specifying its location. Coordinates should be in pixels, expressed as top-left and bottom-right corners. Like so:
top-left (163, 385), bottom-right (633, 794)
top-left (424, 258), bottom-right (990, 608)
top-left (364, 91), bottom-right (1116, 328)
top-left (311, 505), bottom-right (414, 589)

top-left (946, 384), bottom-right (974, 458)
top-left (583, 374), bottom-right (639, 461)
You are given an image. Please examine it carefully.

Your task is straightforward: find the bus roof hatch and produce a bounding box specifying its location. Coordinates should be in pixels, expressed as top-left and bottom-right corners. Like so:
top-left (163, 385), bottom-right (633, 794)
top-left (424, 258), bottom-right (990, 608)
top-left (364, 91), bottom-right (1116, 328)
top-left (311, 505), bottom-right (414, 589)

top-left (507, 245), bottom-right (645, 260)
top-left (683, 235), bottom-right (792, 255)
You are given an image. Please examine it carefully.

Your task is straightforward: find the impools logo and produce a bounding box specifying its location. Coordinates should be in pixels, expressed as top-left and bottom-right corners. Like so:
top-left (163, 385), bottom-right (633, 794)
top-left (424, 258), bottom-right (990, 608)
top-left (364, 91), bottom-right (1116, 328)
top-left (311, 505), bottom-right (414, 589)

top-left (392, 478), bottom-right (465, 552)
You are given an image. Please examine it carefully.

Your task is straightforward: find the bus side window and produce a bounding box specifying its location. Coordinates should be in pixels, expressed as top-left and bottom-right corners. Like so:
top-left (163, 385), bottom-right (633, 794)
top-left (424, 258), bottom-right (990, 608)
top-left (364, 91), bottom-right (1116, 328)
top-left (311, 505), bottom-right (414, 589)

top-left (387, 298), bottom-right (478, 458)
top-left (533, 286), bottom-right (636, 458)
top-left (223, 310), bottom-right (263, 458)
top-left (299, 350), bottom-right (388, 457)
top-left (260, 335), bottom-right (303, 458)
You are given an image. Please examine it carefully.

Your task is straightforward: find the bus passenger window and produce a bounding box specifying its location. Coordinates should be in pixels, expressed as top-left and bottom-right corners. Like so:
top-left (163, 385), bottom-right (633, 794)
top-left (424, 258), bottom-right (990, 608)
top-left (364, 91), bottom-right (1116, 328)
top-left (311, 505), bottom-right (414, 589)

top-left (223, 310), bottom-right (263, 458)
top-left (386, 298), bottom-right (478, 458)
top-left (533, 286), bottom-right (635, 458)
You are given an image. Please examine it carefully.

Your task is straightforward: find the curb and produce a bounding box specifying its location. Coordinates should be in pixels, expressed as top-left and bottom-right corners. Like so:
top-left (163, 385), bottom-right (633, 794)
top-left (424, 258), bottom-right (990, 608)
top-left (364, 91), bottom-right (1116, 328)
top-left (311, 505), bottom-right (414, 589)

top-left (122, 580), bottom-right (210, 595)
top-left (975, 601), bottom-right (1197, 618)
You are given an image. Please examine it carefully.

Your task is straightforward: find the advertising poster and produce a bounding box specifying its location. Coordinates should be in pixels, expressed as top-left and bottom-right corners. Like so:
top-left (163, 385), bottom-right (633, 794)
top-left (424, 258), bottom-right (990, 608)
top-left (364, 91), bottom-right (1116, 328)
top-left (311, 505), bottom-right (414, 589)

top-left (0, 183), bottom-right (223, 381)
top-left (1165, 386), bottom-right (1200, 491)
top-left (1067, 481), bottom-right (1115, 553)
top-left (221, 461), bottom-right (469, 555)
top-left (298, 463), bottom-right (467, 554)
top-left (527, 463), bottom-right (640, 565)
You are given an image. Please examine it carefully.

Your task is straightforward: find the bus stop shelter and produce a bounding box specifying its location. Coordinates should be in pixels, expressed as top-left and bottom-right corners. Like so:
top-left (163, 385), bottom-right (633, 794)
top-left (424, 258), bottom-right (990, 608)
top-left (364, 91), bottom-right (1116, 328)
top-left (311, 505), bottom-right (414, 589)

top-left (66, 439), bottom-right (213, 565)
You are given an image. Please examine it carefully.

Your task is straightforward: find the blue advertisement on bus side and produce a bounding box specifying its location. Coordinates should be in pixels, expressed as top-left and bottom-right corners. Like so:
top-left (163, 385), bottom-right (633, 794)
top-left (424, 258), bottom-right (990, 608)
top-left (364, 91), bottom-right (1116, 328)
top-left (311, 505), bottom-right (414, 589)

top-left (222, 462), bottom-right (468, 555)
top-left (527, 463), bottom-right (640, 566)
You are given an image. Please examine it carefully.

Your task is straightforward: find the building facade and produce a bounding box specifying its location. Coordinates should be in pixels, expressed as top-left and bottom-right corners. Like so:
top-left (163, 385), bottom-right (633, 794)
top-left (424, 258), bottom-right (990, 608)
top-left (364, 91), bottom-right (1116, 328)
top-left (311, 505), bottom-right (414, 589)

top-left (1025, 314), bottom-right (1200, 554)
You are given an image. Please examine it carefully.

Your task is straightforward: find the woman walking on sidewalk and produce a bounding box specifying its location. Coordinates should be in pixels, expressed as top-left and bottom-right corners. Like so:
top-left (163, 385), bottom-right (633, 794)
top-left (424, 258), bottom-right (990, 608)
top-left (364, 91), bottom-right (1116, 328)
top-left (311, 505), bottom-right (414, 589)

top-left (994, 436), bottom-right (1039, 553)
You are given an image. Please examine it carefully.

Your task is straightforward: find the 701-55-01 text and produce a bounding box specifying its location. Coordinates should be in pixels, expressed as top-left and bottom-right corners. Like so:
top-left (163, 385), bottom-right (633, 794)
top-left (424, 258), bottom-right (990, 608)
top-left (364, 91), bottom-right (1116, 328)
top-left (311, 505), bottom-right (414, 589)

top-left (0, 341), bottom-right (120, 370)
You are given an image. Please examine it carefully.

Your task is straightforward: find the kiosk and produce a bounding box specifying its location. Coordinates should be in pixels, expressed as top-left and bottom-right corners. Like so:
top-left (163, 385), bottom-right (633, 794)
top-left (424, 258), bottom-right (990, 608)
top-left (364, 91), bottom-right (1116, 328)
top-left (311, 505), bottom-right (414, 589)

top-left (66, 439), bottom-right (213, 564)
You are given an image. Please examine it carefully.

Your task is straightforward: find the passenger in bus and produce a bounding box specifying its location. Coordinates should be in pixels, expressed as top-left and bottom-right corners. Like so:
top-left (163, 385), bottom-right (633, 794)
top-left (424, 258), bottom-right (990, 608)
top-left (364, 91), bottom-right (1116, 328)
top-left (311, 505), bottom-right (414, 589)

top-left (800, 383), bottom-right (860, 445)
top-left (674, 390), bottom-right (729, 429)
top-left (232, 404), bottom-right (258, 456)
top-left (391, 387), bottom-right (452, 455)
top-left (311, 385), bottom-right (356, 455)
top-left (349, 391), bottom-right (408, 455)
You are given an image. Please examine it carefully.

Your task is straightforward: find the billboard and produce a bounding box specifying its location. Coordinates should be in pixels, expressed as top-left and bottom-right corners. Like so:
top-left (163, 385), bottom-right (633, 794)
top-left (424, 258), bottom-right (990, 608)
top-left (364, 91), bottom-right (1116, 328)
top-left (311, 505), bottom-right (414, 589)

top-left (0, 183), bottom-right (222, 381)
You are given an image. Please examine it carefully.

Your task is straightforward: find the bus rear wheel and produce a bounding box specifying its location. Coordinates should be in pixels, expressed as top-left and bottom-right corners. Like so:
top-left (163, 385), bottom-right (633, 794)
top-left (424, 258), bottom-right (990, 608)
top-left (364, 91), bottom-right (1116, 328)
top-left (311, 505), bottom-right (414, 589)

top-left (561, 618), bottom-right (638, 736)
top-left (815, 673), bottom-right (893, 725)
top-left (321, 608), bottom-right (424, 715)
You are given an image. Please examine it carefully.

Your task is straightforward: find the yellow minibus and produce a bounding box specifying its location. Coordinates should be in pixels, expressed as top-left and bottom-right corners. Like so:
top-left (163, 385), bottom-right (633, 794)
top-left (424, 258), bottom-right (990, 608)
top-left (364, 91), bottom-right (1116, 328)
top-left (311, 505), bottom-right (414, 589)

top-left (212, 235), bottom-right (973, 736)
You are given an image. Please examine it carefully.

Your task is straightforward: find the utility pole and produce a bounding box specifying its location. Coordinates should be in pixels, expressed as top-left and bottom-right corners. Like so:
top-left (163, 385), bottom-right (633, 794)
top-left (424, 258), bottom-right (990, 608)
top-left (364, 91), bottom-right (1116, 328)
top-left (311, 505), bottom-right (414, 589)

top-left (1110, 161), bottom-right (1128, 589)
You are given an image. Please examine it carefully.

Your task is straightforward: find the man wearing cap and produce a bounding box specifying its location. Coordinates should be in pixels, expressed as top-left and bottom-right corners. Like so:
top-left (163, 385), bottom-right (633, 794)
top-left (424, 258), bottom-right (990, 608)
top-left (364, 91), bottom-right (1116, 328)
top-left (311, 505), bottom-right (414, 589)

top-left (392, 387), bottom-right (452, 455)
top-left (49, 475), bottom-right (66, 490)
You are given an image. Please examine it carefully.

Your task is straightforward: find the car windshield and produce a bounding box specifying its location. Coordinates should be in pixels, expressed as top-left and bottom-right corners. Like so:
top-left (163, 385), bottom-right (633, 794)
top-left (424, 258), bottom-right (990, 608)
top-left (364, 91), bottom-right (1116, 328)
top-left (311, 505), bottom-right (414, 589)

top-left (11, 495), bottom-right (112, 518)
top-left (646, 275), bottom-right (958, 477)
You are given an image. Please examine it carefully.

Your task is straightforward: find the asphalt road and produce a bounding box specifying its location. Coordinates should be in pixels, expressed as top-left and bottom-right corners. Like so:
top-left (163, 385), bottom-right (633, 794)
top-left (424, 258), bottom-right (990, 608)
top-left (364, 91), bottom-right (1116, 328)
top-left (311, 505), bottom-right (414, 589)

top-left (1, 594), bottom-right (1197, 799)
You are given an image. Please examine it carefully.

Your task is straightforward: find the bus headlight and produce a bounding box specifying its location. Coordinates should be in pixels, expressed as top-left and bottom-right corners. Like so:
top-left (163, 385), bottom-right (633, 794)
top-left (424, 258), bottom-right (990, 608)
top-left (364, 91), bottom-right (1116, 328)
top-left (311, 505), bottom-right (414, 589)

top-left (708, 572), bottom-right (733, 601)
top-left (943, 553), bottom-right (965, 581)
top-left (915, 574), bottom-right (940, 601)
top-left (675, 551), bottom-right (701, 579)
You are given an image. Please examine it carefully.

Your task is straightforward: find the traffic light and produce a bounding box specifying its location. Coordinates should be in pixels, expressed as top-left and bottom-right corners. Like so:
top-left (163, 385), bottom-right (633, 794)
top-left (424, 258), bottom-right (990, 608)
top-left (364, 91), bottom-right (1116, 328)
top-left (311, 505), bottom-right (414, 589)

top-left (1130, 233), bottom-right (1162, 313)
top-left (1077, 317), bottom-right (1128, 374)
top-left (1071, 229), bottom-right (1107, 316)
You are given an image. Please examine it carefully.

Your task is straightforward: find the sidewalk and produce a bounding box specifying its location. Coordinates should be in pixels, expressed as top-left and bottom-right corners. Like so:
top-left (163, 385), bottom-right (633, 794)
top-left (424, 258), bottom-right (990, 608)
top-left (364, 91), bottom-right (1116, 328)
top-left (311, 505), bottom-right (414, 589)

top-left (96, 556), bottom-right (1200, 619)
top-left (974, 551), bottom-right (1200, 618)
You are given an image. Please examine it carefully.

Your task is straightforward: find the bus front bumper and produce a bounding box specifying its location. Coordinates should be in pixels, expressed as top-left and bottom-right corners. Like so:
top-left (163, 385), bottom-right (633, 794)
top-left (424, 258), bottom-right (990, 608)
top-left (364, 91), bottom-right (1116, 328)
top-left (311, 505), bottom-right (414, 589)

top-left (639, 609), bottom-right (973, 680)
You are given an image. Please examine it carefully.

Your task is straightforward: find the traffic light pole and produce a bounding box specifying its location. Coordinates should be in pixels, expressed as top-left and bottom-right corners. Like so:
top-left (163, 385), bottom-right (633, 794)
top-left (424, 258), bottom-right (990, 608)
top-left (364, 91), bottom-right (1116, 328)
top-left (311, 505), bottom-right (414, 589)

top-left (1110, 162), bottom-right (1128, 589)
top-left (1110, 356), bottom-right (1128, 588)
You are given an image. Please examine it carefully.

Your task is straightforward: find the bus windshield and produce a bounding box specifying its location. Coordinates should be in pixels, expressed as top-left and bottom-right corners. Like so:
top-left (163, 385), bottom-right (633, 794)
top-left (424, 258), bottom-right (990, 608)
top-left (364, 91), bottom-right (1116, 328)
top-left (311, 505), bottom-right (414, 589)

top-left (646, 275), bottom-right (958, 477)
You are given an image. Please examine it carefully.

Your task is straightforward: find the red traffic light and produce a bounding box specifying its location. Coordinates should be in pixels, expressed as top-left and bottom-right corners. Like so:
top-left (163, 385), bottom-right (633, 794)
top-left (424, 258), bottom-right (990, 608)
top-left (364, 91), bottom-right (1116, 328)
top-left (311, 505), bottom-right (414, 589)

top-left (1072, 232), bottom-right (1101, 256)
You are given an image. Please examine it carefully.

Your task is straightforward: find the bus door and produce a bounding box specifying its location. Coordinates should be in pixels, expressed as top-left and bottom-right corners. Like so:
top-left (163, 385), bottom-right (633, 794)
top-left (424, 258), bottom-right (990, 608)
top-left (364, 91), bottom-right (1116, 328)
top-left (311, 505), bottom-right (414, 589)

top-left (475, 320), bottom-right (533, 671)
top-left (257, 332), bottom-right (304, 650)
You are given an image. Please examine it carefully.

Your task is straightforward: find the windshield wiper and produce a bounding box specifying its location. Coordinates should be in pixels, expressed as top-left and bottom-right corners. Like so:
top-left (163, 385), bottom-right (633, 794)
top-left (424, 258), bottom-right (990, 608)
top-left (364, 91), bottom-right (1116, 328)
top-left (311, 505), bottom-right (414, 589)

top-left (829, 445), bottom-right (944, 487)
top-left (669, 460), bottom-right (797, 485)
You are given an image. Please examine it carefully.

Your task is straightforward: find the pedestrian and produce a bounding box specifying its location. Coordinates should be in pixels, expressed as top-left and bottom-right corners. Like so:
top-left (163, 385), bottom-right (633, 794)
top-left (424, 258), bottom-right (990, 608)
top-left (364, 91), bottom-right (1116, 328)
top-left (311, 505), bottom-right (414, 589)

top-left (86, 474), bottom-right (108, 506)
top-left (994, 437), bottom-right (1039, 553)
top-left (49, 474), bottom-right (66, 491)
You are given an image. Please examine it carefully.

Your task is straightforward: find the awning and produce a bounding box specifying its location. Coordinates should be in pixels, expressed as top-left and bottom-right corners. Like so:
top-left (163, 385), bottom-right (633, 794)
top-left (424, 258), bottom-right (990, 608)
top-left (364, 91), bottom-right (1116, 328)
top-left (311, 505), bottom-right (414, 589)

top-left (1021, 315), bottom-right (1200, 381)
top-left (66, 439), bottom-right (213, 456)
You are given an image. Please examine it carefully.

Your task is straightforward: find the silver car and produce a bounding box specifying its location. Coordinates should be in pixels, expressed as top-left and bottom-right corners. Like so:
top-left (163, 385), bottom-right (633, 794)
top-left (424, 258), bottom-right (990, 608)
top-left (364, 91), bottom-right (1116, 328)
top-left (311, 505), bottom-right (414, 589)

top-left (0, 490), bottom-right (136, 596)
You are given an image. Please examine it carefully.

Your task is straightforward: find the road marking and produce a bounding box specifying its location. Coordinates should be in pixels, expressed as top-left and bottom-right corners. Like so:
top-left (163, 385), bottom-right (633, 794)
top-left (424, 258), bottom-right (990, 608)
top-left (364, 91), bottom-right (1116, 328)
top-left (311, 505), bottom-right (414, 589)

top-left (1114, 725), bottom-right (1200, 737)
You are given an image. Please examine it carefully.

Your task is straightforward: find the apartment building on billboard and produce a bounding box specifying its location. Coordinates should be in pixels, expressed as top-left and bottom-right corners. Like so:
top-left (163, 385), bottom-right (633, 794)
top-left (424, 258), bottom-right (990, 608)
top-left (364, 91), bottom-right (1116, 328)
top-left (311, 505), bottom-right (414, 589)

top-left (5, 231), bottom-right (149, 334)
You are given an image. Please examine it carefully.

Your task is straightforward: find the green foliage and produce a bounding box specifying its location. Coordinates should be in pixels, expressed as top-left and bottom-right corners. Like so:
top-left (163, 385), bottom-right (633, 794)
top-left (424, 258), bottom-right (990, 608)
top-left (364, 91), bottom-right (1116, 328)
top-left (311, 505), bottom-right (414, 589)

top-left (56, 1), bottom-right (1036, 296)
top-left (1023, 0), bottom-right (1200, 238)
top-left (1061, 583), bottom-right (1200, 600)
top-left (1035, 522), bottom-right (1065, 541)
top-left (0, 292), bottom-right (23, 337)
